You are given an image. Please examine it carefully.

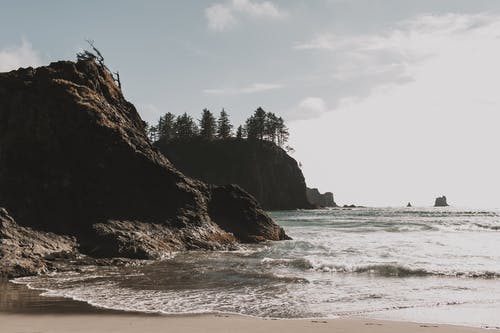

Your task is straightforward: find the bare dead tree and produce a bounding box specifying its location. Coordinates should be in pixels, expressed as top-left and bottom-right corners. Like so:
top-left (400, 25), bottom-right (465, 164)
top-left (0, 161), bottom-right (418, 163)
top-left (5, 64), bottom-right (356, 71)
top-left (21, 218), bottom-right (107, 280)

top-left (76, 39), bottom-right (122, 90)
top-left (85, 39), bottom-right (105, 66)
top-left (113, 71), bottom-right (121, 89)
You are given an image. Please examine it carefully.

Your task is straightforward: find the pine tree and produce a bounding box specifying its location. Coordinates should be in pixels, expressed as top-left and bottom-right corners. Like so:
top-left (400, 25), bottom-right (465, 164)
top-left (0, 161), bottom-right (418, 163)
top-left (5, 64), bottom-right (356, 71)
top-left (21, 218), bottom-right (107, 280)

top-left (217, 108), bottom-right (233, 139)
top-left (276, 117), bottom-right (288, 147)
top-left (157, 112), bottom-right (176, 143)
top-left (245, 116), bottom-right (258, 140)
top-left (199, 109), bottom-right (217, 140)
top-left (146, 123), bottom-right (158, 142)
top-left (264, 112), bottom-right (279, 143)
top-left (236, 125), bottom-right (244, 139)
top-left (174, 113), bottom-right (198, 140)
top-left (253, 107), bottom-right (267, 140)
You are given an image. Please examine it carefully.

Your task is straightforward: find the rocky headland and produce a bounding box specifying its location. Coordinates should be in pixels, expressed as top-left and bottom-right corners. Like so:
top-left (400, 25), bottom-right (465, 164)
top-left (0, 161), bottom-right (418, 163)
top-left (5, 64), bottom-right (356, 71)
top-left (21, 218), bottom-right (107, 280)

top-left (157, 139), bottom-right (314, 210)
top-left (0, 59), bottom-right (289, 278)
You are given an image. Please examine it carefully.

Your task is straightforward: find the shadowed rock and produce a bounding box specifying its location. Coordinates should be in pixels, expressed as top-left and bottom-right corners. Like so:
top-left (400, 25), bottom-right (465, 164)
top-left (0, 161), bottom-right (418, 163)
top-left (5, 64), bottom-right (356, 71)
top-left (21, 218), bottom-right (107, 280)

top-left (157, 139), bottom-right (314, 210)
top-left (0, 60), bottom-right (289, 276)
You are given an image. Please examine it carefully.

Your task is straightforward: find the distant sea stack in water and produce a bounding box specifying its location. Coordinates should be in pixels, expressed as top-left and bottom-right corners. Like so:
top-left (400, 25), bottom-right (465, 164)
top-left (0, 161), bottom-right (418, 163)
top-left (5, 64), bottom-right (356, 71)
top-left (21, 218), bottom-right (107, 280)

top-left (0, 59), bottom-right (289, 277)
top-left (434, 196), bottom-right (449, 207)
top-left (306, 188), bottom-right (337, 207)
top-left (407, 202), bottom-right (412, 207)
top-left (157, 139), bottom-right (313, 211)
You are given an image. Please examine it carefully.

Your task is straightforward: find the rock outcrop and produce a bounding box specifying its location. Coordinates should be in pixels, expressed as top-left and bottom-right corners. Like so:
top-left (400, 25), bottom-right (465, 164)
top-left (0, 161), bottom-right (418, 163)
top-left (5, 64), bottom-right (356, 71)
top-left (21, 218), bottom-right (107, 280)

top-left (434, 196), bottom-right (449, 207)
top-left (407, 202), bottom-right (412, 207)
top-left (157, 139), bottom-right (313, 211)
top-left (0, 59), bottom-right (288, 276)
top-left (0, 208), bottom-right (77, 278)
top-left (306, 188), bottom-right (337, 207)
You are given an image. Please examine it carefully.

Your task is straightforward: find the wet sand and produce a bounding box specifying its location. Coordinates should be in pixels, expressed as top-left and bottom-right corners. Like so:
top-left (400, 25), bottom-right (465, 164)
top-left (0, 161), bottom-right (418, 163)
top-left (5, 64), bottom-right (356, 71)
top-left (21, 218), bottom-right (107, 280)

top-left (0, 281), bottom-right (493, 333)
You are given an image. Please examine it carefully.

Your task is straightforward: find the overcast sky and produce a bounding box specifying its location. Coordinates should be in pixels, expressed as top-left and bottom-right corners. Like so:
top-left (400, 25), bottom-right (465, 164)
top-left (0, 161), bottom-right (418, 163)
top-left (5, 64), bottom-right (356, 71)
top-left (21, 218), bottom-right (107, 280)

top-left (2, 0), bottom-right (500, 208)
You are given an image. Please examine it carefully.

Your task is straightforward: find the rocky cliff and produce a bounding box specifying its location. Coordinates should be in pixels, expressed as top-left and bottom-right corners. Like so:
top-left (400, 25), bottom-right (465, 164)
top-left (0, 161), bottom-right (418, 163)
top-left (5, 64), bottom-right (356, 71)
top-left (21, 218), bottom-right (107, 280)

top-left (157, 139), bottom-right (313, 211)
top-left (306, 188), bottom-right (337, 207)
top-left (434, 196), bottom-right (449, 207)
top-left (0, 60), bottom-right (289, 277)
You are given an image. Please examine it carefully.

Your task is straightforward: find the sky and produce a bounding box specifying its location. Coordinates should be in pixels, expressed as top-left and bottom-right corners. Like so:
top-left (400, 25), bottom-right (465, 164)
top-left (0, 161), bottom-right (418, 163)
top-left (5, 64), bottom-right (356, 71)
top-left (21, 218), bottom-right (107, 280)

top-left (2, 0), bottom-right (500, 208)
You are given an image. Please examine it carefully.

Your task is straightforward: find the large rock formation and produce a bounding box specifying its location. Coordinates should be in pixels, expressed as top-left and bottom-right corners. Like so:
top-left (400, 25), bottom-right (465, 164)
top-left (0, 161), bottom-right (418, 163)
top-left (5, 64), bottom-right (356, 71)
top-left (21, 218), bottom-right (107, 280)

top-left (157, 139), bottom-right (313, 210)
top-left (0, 59), bottom-right (288, 276)
top-left (306, 188), bottom-right (337, 207)
top-left (434, 196), bottom-right (449, 207)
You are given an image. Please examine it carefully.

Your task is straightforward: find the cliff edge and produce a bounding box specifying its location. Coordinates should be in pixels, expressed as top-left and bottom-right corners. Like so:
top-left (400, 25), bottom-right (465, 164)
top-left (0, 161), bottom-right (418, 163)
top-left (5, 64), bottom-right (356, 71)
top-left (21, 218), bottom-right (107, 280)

top-left (157, 139), bottom-right (313, 211)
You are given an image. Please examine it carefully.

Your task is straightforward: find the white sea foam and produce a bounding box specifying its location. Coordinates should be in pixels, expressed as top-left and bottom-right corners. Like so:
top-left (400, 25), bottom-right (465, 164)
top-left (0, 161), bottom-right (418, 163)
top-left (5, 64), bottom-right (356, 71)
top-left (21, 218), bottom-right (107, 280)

top-left (12, 207), bottom-right (500, 328)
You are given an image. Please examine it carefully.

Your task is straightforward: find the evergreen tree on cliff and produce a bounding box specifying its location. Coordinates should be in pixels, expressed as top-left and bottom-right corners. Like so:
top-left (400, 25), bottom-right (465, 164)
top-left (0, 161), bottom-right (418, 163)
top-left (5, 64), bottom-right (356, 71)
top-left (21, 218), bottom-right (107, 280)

top-left (245, 107), bottom-right (267, 140)
top-left (276, 116), bottom-right (289, 147)
top-left (157, 112), bottom-right (176, 144)
top-left (236, 125), bottom-right (244, 139)
top-left (264, 112), bottom-right (279, 143)
top-left (199, 109), bottom-right (217, 140)
top-left (175, 113), bottom-right (198, 140)
top-left (217, 109), bottom-right (233, 139)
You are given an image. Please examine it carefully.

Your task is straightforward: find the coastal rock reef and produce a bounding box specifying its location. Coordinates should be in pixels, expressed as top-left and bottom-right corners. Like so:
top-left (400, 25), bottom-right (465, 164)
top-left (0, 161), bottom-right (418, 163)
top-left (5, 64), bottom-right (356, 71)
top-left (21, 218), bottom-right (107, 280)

top-left (157, 139), bottom-right (314, 211)
top-left (434, 196), bottom-right (449, 207)
top-left (306, 188), bottom-right (337, 208)
top-left (0, 59), bottom-right (289, 277)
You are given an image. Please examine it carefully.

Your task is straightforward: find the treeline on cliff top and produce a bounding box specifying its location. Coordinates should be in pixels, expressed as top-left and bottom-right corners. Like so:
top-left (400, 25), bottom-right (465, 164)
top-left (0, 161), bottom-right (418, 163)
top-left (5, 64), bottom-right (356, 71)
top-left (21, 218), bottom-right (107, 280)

top-left (145, 107), bottom-right (292, 150)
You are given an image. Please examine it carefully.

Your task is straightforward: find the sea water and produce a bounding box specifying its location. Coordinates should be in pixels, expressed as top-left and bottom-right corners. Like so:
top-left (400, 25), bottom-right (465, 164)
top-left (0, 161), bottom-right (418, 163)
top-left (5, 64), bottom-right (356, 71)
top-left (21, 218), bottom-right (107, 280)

top-left (13, 207), bottom-right (500, 328)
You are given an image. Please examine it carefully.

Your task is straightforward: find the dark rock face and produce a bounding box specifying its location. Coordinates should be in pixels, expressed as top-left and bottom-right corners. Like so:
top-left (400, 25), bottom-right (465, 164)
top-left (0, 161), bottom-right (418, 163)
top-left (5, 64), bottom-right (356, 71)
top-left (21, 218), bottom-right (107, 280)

top-left (434, 196), bottom-right (449, 207)
top-left (306, 188), bottom-right (337, 207)
top-left (0, 208), bottom-right (77, 278)
top-left (157, 139), bottom-right (313, 211)
top-left (0, 60), bottom-right (288, 275)
top-left (208, 184), bottom-right (292, 242)
top-left (407, 202), bottom-right (412, 207)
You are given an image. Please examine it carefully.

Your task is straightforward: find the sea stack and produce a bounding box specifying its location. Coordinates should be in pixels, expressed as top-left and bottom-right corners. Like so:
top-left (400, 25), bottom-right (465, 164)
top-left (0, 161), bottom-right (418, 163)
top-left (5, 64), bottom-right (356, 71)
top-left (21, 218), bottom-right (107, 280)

top-left (0, 59), bottom-right (289, 277)
top-left (407, 202), bottom-right (412, 207)
top-left (434, 196), bottom-right (449, 207)
top-left (306, 188), bottom-right (337, 207)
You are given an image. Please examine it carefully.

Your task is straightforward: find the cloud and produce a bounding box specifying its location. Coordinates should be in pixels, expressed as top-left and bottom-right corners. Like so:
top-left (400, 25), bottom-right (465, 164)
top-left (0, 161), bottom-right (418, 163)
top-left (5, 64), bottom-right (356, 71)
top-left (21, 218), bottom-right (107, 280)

top-left (205, 0), bottom-right (286, 31)
top-left (290, 97), bottom-right (329, 120)
top-left (203, 82), bottom-right (283, 95)
top-left (290, 13), bottom-right (500, 119)
top-left (206, 4), bottom-right (237, 31)
top-left (0, 40), bottom-right (42, 72)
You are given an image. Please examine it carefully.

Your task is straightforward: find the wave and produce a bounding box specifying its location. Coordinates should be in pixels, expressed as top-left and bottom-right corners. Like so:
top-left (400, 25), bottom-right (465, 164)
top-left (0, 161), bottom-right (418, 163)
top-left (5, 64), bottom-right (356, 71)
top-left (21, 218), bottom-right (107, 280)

top-left (264, 258), bottom-right (500, 279)
top-left (353, 264), bottom-right (432, 277)
top-left (261, 257), bottom-right (313, 270)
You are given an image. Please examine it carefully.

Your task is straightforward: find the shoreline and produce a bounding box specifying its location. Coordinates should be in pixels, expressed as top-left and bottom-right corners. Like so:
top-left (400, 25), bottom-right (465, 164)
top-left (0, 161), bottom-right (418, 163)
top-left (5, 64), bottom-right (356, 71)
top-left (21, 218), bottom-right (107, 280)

top-left (1, 280), bottom-right (496, 332)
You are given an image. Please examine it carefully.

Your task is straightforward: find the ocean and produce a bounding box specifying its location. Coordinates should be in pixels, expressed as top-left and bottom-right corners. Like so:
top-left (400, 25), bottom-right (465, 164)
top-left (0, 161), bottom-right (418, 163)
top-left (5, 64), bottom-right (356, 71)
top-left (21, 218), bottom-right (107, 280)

top-left (12, 207), bottom-right (500, 328)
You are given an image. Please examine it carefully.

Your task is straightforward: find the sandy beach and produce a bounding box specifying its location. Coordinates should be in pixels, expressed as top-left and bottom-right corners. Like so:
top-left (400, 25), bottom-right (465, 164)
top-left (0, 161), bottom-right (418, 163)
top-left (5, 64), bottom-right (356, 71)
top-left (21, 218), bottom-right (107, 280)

top-left (0, 312), bottom-right (492, 333)
top-left (1, 281), bottom-right (495, 333)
